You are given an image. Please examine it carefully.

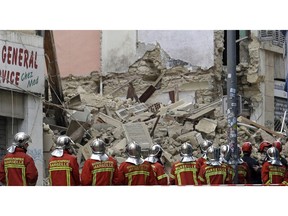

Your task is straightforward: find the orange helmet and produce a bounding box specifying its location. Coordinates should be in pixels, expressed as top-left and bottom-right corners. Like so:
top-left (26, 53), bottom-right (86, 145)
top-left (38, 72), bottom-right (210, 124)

top-left (242, 142), bottom-right (252, 153)
top-left (259, 141), bottom-right (272, 153)
top-left (272, 140), bottom-right (282, 153)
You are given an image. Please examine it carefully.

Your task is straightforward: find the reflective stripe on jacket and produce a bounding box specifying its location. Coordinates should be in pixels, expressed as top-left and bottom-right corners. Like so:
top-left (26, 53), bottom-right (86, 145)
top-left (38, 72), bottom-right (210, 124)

top-left (48, 150), bottom-right (80, 186)
top-left (0, 148), bottom-right (38, 186)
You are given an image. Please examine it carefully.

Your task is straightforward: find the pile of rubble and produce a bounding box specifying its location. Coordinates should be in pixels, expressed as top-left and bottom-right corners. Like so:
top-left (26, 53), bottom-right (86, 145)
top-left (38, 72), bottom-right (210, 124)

top-left (43, 76), bottom-right (288, 178)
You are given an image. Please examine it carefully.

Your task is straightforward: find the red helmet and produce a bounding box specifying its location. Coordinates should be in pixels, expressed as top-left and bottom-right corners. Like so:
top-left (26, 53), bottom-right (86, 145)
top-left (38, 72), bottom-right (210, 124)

top-left (242, 142), bottom-right (252, 153)
top-left (272, 140), bottom-right (282, 153)
top-left (259, 141), bottom-right (272, 153)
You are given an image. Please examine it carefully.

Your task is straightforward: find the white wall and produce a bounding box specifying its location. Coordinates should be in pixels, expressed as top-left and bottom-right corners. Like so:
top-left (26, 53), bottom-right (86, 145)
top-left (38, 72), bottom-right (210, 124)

top-left (138, 30), bottom-right (214, 69)
top-left (101, 30), bottom-right (137, 75)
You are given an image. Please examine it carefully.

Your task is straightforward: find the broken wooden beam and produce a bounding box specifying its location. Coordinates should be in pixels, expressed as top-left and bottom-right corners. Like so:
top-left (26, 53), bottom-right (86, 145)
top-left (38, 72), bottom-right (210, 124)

top-left (187, 107), bottom-right (216, 121)
top-left (139, 71), bottom-right (166, 103)
top-left (237, 116), bottom-right (285, 138)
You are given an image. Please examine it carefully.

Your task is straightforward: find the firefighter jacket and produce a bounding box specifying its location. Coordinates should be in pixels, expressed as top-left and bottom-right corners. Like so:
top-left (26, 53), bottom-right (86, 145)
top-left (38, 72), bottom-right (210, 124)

top-left (242, 154), bottom-right (262, 184)
top-left (81, 156), bottom-right (120, 186)
top-left (170, 161), bottom-right (200, 185)
top-left (48, 150), bottom-right (80, 186)
top-left (198, 163), bottom-right (229, 185)
top-left (118, 161), bottom-right (158, 185)
top-left (196, 157), bottom-right (207, 168)
top-left (237, 162), bottom-right (251, 184)
top-left (222, 163), bottom-right (234, 184)
top-left (150, 162), bottom-right (168, 185)
top-left (223, 162), bottom-right (251, 184)
top-left (261, 161), bottom-right (288, 185)
top-left (0, 147), bottom-right (38, 186)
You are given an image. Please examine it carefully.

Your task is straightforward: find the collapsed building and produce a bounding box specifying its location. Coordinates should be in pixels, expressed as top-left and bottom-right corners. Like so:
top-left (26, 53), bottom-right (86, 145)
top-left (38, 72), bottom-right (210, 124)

top-left (1, 30), bottom-right (287, 185)
top-left (42, 30), bottom-right (288, 183)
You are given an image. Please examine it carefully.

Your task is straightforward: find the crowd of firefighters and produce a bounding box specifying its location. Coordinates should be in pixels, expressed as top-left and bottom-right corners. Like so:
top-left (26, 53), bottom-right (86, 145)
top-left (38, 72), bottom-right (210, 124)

top-left (0, 131), bottom-right (288, 186)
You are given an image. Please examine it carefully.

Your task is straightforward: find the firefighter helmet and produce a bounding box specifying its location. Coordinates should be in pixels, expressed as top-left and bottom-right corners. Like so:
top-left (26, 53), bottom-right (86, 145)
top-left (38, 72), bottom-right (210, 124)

top-left (266, 147), bottom-right (282, 166)
top-left (206, 146), bottom-right (221, 166)
top-left (180, 142), bottom-right (196, 162)
top-left (145, 144), bottom-right (163, 163)
top-left (51, 135), bottom-right (72, 157)
top-left (125, 141), bottom-right (144, 165)
top-left (90, 138), bottom-right (108, 161)
top-left (242, 142), bottom-right (252, 153)
top-left (7, 132), bottom-right (31, 153)
top-left (272, 140), bottom-right (282, 153)
top-left (90, 138), bottom-right (105, 154)
top-left (200, 140), bottom-right (213, 153)
top-left (259, 141), bottom-right (272, 153)
top-left (220, 144), bottom-right (231, 163)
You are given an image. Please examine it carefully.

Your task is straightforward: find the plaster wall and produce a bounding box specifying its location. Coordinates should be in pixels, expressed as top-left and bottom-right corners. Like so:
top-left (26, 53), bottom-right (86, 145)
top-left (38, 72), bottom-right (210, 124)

top-left (53, 30), bottom-right (101, 77)
top-left (138, 30), bottom-right (214, 69)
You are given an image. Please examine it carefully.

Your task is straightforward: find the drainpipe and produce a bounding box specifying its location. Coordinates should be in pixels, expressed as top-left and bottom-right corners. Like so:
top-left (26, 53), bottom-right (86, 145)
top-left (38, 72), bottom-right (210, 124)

top-left (227, 30), bottom-right (238, 184)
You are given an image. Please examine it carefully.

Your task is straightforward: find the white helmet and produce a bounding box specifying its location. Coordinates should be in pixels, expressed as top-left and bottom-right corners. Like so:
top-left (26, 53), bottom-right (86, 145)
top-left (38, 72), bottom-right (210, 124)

top-left (7, 132), bottom-right (31, 153)
top-left (90, 138), bottom-right (108, 161)
top-left (51, 135), bottom-right (72, 157)
top-left (125, 141), bottom-right (144, 165)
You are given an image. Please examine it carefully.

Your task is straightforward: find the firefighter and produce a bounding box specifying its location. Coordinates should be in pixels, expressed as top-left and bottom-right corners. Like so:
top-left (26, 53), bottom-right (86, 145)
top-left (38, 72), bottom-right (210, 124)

top-left (118, 141), bottom-right (157, 185)
top-left (170, 142), bottom-right (200, 185)
top-left (219, 144), bottom-right (234, 184)
top-left (258, 141), bottom-right (272, 165)
top-left (272, 140), bottom-right (288, 168)
top-left (198, 145), bottom-right (229, 185)
top-left (261, 146), bottom-right (288, 185)
top-left (197, 140), bottom-right (213, 168)
top-left (241, 141), bottom-right (261, 184)
top-left (48, 135), bottom-right (80, 186)
top-left (145, 143), bottom-right (168, 185)
top-left (0, 132), bottom-right (38, 186)
top-left (228, 145), bottom-right (251, 184)
top-left (81, 138), bottom-right (119, 186)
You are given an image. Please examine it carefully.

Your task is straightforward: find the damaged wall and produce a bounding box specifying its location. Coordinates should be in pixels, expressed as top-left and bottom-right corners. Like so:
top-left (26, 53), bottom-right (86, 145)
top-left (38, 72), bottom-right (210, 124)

top-left (101, 30), bottom-right (137, 75)
top-left (138, 30), bottom-right (214, 69)
top-left (237, 30), bottom-right (285, 129)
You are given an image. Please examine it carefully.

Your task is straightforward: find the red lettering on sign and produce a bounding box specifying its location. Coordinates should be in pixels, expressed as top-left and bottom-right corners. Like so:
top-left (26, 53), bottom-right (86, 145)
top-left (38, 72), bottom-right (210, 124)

top-left (0, 69), bottom-right (20, 86)
top-left (1, 45), bottom-right (39, 69)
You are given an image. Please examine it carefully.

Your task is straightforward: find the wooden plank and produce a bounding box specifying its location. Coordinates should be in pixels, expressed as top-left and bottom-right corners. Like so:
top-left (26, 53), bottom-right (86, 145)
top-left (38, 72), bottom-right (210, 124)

top-left (187, 107), bottom-right (215, 121)
top-left (237, 116), bottom-right (285, 138)
top-left (150, 115), bottom-right (161, 137)
top-left (158, 100), bottom-right (186, 116)
top-left (168, 91), bottom-right (175, 103)
top-left (139, 71), bottom-right (166, 103)
top-left (44, 30), bottom-right (67, 127)
top-left (106, 77), bottom-right (137, 96)
top-left (139, 85), bottom-right (156, 103)
top-left (98, 112), bottom-right (123, 128)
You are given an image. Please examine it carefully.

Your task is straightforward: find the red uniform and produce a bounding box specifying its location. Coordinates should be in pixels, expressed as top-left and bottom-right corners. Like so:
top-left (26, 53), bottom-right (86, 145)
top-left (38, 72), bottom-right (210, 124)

top-left (261, 161), bottom-right (288, 185)
top-left (151, 162), bottom-right (168, 185)
top-left (198, 163), bottom-right (229, 185)
top-left (170, 161), bottom-right (200, 185)
top-left (118, 161), bottom-right (157, 185)
top-left (48, 150), bottom-right (80, 186)
top-left (222, 163), bottom-right (234, 184)
top-left (237, 162), bottom-right (251, 184)
top-left (197, 157), bottom-right (207, 168)
top-left (81, 156), bottom-right (119, 186)
top-left (0, 147), bottom-right (38, 186)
